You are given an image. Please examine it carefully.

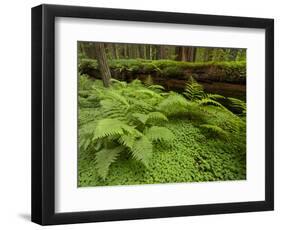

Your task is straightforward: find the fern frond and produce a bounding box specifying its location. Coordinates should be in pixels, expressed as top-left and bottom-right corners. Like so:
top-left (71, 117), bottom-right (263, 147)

top-left (132, 113), bottom-right (148, 124)
top-left (126, 97), bottom-right (154, 113)
top-left (99, 98), bottom-right (130, 120)
top-left (227, 97), bottom-right (246, 116)
top-left (131, 136), bottom-right (153, 167)
top-left (207, 94), bottom-right (225, 100)
top-left (93, 119), bottom-right (135, 140)
top-left (94, 146), bottom-right (125, 179)
top-left (132, 112), bottom-right (168, 125)
top-left (184, 76), bottom-right (206, 100)
top-left (79, 119), bottom-right (97, 151)
top-left (199, 124), bottom-right (229, 140)
top-left (118, 134), bottom-right (136, 149)
top-left (147, 112), bottom-right (168, 123)
top-left (157, 93), bottom-right (188, 116)
top-left (110, 78), bottom-right (127, 88)
top-left (79, 74), bottom-right (94, 91)
top-left (102, 90), bottom-right (129, 107)
top-left (129, 79), bottom-right (143, 88)
top-left (135, 89), bottom-right (162, 99)
top-left (198, 98), bottom-right (226, 110)
top-left (148, 84), bottom-right (165, 91)
top-left (145, 126), bottom-right (175, 143)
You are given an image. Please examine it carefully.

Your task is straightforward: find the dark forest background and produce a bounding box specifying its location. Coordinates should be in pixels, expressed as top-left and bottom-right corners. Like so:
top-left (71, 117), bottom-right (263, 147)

top-left (78, 42), bottom-right (246, 100)
top-left (78, 42), bottom-right (246, 62)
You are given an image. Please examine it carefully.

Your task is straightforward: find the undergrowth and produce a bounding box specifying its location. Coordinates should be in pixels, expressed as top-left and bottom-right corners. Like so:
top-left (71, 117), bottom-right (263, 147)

top-left (78, 75), bottom-right (246, 186)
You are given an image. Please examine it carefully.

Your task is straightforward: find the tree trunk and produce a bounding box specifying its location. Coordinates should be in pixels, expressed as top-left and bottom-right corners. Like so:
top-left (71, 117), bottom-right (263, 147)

top-left (113, 44), bottom-right (119, 59)
top-left (176, 46), bottom-right (188, 61)
top-left (139, 45), bottom-right (146, 59)
top-left (149, 45), bottom-right (153, 60)
top-left (123, 45), bottom-right (128, 58)
top-left (156, 46), bottom-right (165, 59)
top-left (94, 43), bottom-right (111, 87)
top-left (186, 47), bottom-right (196, 62)
top-left (204, 48), bottom-right (212, 62)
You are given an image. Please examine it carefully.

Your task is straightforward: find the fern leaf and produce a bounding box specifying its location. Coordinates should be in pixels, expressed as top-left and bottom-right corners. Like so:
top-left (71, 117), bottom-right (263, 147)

top-left (93, 119), bottom-right (135, 140)
top-left (145, 126), bottom-right (175, 143)
top-left (147, 112), bottom-right (168, 123)
top-left (135, 89), bottom-right (162, 99)
top-left (126, 97), bottom-right (154, 113)
top-left (129, 79), bottom-right (143, 87)
top-left (110, 78), bottom-right (127, 88)
top-left (94, 146), bottom-right (124, 179)
top-left (118, 134), bottom-right (136, 149)
top-left (100, 99), bottom-right (128, 119)
top-left (157, 93), bottom-right (188, 116)
top-left (198, 98), bottom-right (226, 110)
top-left (148, 84), bottom-right (165, 91)
top-left (184, 76), bottom-right (205, 100)
top-left (207, 94), bottom-right (225, 100)
top-left (131, 136), bottom-right (153, 167)
top-left (79, 74), bottom-right (94, 90)
top-left (102, 90), bottom-right (129, 107)
top-left (199, 124), bottom-right (229, 140)
top-left (132, 113), bottom-right (148, 124)
top-left (227, 97), bottom-right (246, 115)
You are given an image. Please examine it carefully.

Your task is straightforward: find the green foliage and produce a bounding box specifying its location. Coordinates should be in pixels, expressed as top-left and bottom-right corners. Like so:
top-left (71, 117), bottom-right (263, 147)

top-left (199, 124), bottom-right (229, 140)
top-left (130, 135), bottom-right (153, 167)
top-left (93, 119), bottom-right (135, 140)
top-left (79, 79), bottom-right (183, 179)
top-left (144, 75), bottom-right (154, 86)
top-left (79, 74), bottom-right (94, 91)
top-left (157, 93), bottom-right (189, 116)
top-left (227, 97), bottom-right (246, 116)
top-left (94, 146), bottom-right (125, 179)
top-left (79, 119), bottom-right (246, 186)
top-left (183, 77), bottom-right (234, 115)
top-left (162, 66), bottom-right (184, 77)
top-left (79, 58), bottom-right (246, 83)
top-left (183, 76), bottom-right (206, 100)
top-left (78, 77), bottom-right (246, 184)
top-left (145, 126), bottom-right (175, 143)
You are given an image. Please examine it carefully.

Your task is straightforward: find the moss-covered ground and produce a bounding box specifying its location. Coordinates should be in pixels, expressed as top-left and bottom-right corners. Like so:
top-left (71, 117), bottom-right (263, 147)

top-left (78, 101), bottom-right (246, 187)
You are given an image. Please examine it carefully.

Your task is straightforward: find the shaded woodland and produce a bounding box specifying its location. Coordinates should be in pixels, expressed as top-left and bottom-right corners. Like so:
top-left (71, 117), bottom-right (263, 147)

top-left (78, 42), bottom-right (246, 186)
top-left (78, 42), bottom-right (246, 100)
top-left (78, 42), bottom-right (246, 62)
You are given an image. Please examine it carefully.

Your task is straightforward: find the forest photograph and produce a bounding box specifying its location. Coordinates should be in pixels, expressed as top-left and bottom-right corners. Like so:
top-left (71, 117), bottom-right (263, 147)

top-left (77, 41), bottom-right (247, 187)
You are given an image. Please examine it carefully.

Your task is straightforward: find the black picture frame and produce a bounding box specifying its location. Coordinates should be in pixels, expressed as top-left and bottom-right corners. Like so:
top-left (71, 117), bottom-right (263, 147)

top-left (31, 4), bottom-right (274, 225)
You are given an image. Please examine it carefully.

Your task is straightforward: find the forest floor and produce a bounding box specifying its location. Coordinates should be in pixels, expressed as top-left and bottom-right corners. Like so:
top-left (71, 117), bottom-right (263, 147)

top-left (78, 77), bottom-right (246, 187)
top-left (79, 117), bottom-right (246, 186)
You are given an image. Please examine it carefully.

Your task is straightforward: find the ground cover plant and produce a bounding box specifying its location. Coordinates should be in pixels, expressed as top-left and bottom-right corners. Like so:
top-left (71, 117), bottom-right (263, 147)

top-left (78, 42), bottom-right (246, 187)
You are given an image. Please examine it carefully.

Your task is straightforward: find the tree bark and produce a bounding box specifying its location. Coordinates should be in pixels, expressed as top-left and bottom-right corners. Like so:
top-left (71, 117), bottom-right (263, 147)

top-left (113, 44), bottom-right (119, 59)
top-left (186, 47), bottom-right (196, 62)
top-left (149, 45), bottom-right (153, 60)
top-left (156, 46), bottom-right (165, 59)
top-left (94, 43), bottom-right (111, 87)
top-left (176, 46), bottom-right (187, 61)
top-left (139, 45), bottom-right (146, 59)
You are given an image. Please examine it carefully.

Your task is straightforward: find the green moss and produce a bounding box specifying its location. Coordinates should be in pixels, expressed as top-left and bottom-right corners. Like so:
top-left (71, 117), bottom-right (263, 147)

top-left (78, 109), bottom-right (246, 187)
top-left (78, 78), bottom-right (246, 187)
top-left (78, 59), bottom-right (246, 83)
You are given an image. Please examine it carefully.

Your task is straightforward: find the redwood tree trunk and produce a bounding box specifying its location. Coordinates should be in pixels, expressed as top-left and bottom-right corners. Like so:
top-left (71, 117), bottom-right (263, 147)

top-left (94, 43), bottom-right (111, 87)
top-left (186, 47), bottom-right (196, 62)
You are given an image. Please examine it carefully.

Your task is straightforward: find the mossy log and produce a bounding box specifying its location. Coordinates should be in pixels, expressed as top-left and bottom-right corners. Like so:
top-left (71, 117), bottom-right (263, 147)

top-left (79, 59), bottom-right (246, 85)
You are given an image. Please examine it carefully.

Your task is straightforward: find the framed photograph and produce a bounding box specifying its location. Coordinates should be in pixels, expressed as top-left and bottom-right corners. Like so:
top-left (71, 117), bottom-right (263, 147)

top-left (31, 4), bottom-right (274, 225)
